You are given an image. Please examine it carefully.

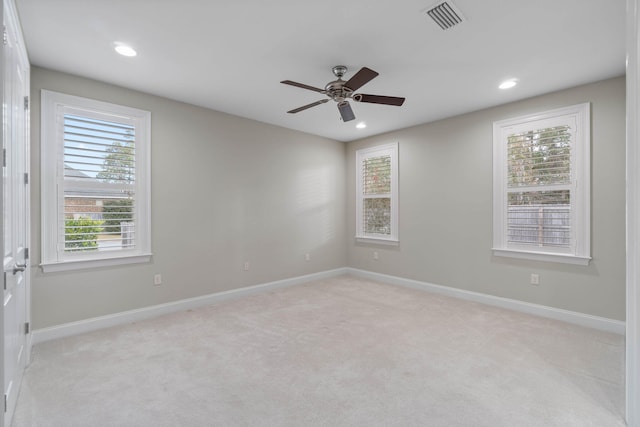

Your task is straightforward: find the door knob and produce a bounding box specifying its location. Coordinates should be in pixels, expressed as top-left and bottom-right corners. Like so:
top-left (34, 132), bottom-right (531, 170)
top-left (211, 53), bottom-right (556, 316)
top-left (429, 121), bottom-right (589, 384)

top-left (12, 262), bottom-right (26, 275)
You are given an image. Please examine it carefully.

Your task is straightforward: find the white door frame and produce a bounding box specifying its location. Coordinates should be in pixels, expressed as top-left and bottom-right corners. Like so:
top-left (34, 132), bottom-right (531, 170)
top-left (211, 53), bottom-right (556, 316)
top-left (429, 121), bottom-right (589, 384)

top-left (628, 0), bottom-right (640, 425)
top-left (2, 0), bottom-right (30, 425)
top-left (0, 1), bottom-right (4, 426)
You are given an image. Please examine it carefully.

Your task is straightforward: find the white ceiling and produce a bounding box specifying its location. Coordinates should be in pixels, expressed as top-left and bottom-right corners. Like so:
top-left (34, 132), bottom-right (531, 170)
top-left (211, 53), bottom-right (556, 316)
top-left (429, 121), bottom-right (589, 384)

top-left (16, 0), bottom-right (625, 142)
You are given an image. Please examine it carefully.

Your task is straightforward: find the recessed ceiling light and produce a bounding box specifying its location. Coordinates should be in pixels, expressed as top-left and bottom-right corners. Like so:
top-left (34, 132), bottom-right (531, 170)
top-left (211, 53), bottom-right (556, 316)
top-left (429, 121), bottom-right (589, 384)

top-left (499, 79), bottom-right (517, 90)
top-left (356, 122), bottom-right (367, 129)
top-left (114, 43), bottom-right (137, 57)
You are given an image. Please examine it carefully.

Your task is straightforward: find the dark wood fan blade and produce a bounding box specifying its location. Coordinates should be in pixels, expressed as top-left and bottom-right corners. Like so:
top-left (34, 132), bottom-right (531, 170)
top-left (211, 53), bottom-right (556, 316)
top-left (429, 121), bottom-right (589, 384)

top-left (281, 80), bottom-right (326, 94)
top-left (287, 99), bottom-right (329, 114)
top-left (344, 67), bottom-right (379, 91)
top-left (353, 93), bottom-right (405, 106)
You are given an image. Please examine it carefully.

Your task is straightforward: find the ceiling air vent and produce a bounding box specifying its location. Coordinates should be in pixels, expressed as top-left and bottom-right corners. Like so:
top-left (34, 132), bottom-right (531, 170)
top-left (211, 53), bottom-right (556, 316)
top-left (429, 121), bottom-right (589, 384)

top-left (425, 1), bottom-right (465, 30)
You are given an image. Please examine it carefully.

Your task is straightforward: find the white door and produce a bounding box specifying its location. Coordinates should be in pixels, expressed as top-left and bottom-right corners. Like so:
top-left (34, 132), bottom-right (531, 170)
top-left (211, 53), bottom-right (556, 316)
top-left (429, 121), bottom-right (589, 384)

top-left (3, 0), bottom-right (30, 424)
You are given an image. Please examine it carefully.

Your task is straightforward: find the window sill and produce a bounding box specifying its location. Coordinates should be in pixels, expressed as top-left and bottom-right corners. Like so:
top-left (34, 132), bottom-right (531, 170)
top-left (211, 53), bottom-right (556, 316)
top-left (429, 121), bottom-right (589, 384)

top-left (40, 253), bottom-right (152, 273)
top-left (355, 236), bottom-right (399, 246)
top-left (492, 248), bottom-right (591, 266)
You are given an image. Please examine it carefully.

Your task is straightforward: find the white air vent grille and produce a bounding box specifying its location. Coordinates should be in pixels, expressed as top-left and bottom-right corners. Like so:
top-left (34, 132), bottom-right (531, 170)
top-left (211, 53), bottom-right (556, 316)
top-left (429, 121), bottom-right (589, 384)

top-left (425, 1), bottom-right (465, 30)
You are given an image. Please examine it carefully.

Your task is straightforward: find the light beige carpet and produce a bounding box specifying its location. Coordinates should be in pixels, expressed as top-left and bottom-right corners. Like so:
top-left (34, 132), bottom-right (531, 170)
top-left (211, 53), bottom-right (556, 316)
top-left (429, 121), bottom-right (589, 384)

top-left (12, 275), bottom-right (624, 426)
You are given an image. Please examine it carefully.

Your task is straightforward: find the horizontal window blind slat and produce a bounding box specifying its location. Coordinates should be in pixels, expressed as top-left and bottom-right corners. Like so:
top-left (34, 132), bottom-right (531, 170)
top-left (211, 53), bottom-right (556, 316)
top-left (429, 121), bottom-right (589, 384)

top-left (507, 136), bottom-right (570, 147)
top-left (506, 185), bottom-right (572, 194)
top-left (64, 185), bottom-right (134, 195)
top-left (60, 216), bottom-right (135, 221)
top-left (508, 158), bottom-right (571, 168)
top-left (64, 169), bottom-right (135, 181)
top-left (64, 122), bottom-right (135, 136)
top-left (508, 147), bottom-right (570, 156)
top-left (64, 151), bottom-right (135, 163)
top-left (65, 114), bottom-right (135, 131)
top-left (508, 190), bottom-right (570, 204)
top-left (64, 161), bottom-right (134, 173)
top-left (508, 134), bottom-right (571, 143)
top-left (508, 125), bottom-right (571, 139)
top-left (508, 154), bottom-right (570, 163)
top-left (65, 118), bottom-right (135, 137)
top-left (64, 144), bottom-right (136, 157)
top-left (509, 168), bottom-right (570, 177)
top-left (65, 133), bottom-right (135, 146)
top-left (64, 155), bottom-right (135, 171)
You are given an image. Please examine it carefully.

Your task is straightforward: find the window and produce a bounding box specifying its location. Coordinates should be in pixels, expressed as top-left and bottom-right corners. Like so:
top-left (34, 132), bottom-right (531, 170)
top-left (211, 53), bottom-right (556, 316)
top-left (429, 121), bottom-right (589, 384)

top-left (492, 103), bottom-right (590, 265)
top-left (355, 142), bottom-right (398, 243)
top-left (41, 90), bottom-right (151, 272)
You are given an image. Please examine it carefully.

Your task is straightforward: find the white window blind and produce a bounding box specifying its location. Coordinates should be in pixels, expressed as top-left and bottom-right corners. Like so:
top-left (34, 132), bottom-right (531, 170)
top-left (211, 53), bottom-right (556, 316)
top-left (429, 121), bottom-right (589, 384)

top-left (63, 114), bottom-right (136, 252)
top-left (363, 154), bottom-right (391, 235)
top-left (356, 143), bottom-right (398, 243)
top-left (506, 125), bottom-right (571, 248)
top-left (493, 104), bottom-right (590, 265)
top-left (41, 90), bottom-right (151, 272)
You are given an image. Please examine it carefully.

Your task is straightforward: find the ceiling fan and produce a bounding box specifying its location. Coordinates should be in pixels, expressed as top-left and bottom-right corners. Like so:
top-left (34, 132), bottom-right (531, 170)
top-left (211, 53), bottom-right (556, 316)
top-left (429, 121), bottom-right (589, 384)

top-left (281, 65), bottom-right (405, 122)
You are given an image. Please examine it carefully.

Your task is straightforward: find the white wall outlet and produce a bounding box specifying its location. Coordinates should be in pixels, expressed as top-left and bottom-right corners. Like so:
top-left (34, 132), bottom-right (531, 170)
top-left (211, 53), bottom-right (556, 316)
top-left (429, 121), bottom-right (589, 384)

top-left (153, 274), bottom-right (162, 286)
top-left (305, 253), bottom-right (310, 261)
top-left (530, 273), bottom-right (540, 285)
top-left (244, 261), bottom-right (250, 271)
top-left (373, 251), bottom-right (379, 260)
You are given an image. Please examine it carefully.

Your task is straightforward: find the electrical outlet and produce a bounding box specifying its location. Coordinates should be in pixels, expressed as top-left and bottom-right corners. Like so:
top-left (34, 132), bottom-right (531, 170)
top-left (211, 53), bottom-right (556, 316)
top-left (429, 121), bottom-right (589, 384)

top-left (373, 251), bottom-right (379, 260)
top-left (530, 273), bottom-right (540, 285)
top-left (153, 274), bottom-right (162, 286)
top-left (244, 261), bottom-right (250, 271)
top-left (305, 253), bottom-right (311, 261)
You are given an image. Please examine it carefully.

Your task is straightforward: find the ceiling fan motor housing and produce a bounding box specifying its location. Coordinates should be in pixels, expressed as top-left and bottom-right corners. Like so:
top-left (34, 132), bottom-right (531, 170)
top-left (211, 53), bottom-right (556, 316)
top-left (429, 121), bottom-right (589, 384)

top-left (325, 80), bottom-right (353, 102)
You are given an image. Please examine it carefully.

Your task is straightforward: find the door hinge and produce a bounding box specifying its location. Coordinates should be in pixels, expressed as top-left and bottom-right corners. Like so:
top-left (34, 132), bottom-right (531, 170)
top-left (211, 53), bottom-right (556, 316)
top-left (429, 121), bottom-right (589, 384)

top-left (24, 172), bottom-right (28, 185)
top-left (24, 322), bottom-right (30, 334)
top-left (3, 26), bottom-right (7, 46)
top-left (2, 148), bottom-right (5, 167)
top-left (3, 272), bottom-right (5, 291)
top-left (24, 248), bottom-right (29, 260)
top-left (3, 394), bottom-right (6, 413)
top-left (24, 96), bottom-right (29, 110)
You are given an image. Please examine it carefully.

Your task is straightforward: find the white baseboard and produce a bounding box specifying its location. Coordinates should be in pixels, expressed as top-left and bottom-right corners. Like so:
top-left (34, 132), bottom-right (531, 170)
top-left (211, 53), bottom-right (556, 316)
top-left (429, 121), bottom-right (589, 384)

top-left (32, 268), bottom-right (348, 345)
top-left (32, 266), bottom-right (624, 345)
top-left (347, 268), bottom-right (625, 335)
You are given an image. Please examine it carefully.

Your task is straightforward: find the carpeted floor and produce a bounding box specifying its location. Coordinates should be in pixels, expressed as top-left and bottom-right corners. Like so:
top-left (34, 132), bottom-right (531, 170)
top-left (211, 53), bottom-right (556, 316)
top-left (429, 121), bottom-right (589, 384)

top-left (12, 275), bottom-right (625, 426)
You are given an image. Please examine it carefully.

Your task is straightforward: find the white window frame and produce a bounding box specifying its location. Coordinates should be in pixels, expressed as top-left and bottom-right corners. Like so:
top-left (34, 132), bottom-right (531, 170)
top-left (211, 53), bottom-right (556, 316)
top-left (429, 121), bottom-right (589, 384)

top-left (492, 103), bottom-right (590, 265)
top-left (40, 90), bottom-right (152, 272)
top-left (355, 142), bottom-right (399, 244)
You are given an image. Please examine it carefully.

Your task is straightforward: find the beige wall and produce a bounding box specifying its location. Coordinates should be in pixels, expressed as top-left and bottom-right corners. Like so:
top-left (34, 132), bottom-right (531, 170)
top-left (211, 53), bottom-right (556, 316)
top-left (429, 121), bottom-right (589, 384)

top-left (30, 67), bottom-right (347, 329)
top-left (347, 77), bottom-right (626, 320)
top-left (30, 69), bottom-right (625, 329)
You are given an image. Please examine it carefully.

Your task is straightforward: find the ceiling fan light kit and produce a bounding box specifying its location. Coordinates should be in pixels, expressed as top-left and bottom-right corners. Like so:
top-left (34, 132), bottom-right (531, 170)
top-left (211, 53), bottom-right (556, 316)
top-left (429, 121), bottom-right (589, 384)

top-left (337, 101), bottom-right (355, 122)
top-left (281, 65), bottom-right (405, 123)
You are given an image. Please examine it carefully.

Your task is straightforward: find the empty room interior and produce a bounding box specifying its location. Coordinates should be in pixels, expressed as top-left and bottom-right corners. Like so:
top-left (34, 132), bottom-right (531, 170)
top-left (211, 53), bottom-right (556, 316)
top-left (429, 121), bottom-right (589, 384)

top-left (3, 0), bottom-right (639, 426)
